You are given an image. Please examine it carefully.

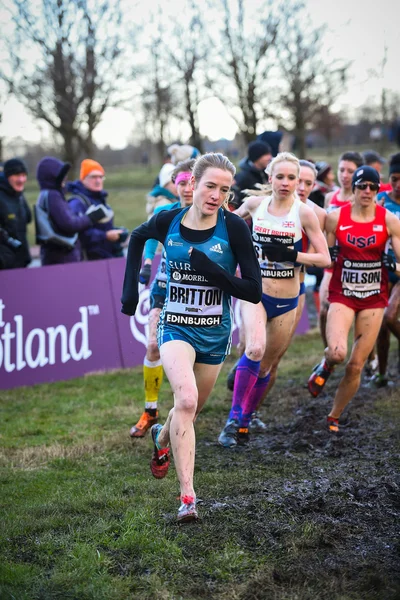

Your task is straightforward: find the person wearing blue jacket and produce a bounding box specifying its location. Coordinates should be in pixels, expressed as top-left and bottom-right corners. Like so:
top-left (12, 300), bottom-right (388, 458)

top-left (36, 157), bottom-right (112, 266)
top-left (68, 159), bottom-right (125, 260)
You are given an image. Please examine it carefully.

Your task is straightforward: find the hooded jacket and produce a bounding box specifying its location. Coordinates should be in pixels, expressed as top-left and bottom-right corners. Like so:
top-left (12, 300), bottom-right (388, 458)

top-left (36, 157), bottom-right (92, 265)
top-left (231, 158), bottom-right (269, 207)
top-left (146, 185), bottom-right (178, 217)
top-left (0, 174), bottom-right (32, 268)
top-left (67, 180), bottom-right (121, 260)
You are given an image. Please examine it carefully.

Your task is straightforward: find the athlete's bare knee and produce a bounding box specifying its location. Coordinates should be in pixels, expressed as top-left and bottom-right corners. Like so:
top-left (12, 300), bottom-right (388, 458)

top-left (345, 360), bottom-right (363, 380)
top-left (174, 386), bottom-right (198, 415)
top-left (245, 340), bottom-right (265, 362)
top-left (385, 308), bottom-right (398, 327)
top-left (327, 345), bottom-right (346, 364)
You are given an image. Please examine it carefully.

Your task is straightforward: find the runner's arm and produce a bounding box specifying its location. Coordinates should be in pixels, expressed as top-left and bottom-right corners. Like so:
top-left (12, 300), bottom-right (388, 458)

top-left (189, 211), bottom-right (262, 303)
top-left (121, 209), bottom-right (180, 315)
top-left (143, 203), bottom-right (174, 265)
top-left (385, 211), bottom-right (400, 274)
top-left (233, 194), bottom-right (263, 220)
top-left (296, 204), bottom-right (331, 268)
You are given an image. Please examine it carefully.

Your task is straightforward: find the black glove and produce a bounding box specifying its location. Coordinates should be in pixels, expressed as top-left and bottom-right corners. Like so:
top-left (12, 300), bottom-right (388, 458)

top-left (0, 228), bottom-right (22, 250)
top-left (382, 252), bottom-right (397, 272)
top-left (121, 301), bottom-right (138, 316)
top-left (117, 227), bottom-right (130, 243)
top-left (85, 204), bottom-right (114, 224)
top-left (329, 245), bottom-right (339, 261)
top-left (139, 263), bottom-right (152, 285)
top-left (262, 243), bottom-right (298, 263)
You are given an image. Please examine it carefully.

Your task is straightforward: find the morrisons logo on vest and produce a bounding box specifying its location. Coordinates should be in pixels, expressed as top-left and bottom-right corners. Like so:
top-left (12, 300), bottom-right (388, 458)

top-left (0, 300), bottom-right (93, 373)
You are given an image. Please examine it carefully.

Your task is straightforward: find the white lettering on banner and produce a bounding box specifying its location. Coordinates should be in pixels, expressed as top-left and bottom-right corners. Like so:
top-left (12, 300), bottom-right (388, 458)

top-left (129, 287), bottom-right (241, 348)
top-left (0, 301), bottom-right (93, 374)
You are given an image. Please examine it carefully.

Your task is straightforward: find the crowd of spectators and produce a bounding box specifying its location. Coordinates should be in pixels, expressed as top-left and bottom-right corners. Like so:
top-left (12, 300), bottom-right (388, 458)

top-left (0, 141), bottom-right (394, 271)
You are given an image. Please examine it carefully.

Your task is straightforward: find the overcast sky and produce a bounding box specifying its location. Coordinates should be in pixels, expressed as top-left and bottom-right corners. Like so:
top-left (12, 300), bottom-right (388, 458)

top-left (1, 0), bottom-right (399, 150)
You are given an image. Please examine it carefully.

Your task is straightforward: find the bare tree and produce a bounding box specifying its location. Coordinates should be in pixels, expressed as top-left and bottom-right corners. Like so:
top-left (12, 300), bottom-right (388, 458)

top-left (140, 35), bottom-right (178, 163)
top-left (165, 1), bottom-right (208, 151)
top-left (275, 3), bottom-right (348, 158)
top-left (2, 0), bottom-right (129, 169)
top-left (207, 0), bottom-right (280, 144)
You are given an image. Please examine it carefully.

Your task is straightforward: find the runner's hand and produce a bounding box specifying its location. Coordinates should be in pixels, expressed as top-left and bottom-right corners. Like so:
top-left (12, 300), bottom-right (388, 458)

top-left (382, 252), bottom-right (397, 272)
top-left (139, 263), bottom-right (151, 284)
top-left (262, 243), bottom-right (298, 263)
top-left (329, 246), bottom-right (339, 261)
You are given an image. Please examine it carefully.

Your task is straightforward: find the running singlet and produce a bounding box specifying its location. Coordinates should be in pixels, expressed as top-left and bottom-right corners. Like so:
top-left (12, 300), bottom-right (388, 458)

top-left (329, 203), bottom-right (389, 309)
top-left (252, 196), bottom-right (307, 279)
top-left (326, 189), bottom-right (351, 214)
top-left (158, 207), bottom-right (237, 355)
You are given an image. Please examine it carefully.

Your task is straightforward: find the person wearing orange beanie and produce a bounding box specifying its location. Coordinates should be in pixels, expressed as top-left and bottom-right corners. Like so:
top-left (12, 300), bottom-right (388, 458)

top-left (67, 159), bottom-right (127, 260)
top-left (79, 159), bottom-right (105, 182)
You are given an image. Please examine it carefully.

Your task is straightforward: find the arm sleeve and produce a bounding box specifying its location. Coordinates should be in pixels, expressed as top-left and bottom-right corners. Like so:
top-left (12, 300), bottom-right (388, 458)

top-left (121, 209), bottom-right (179, 315)
top-left (68, 197), bottom-right (106, 246)
top-left (189, 211), bottom-right (262, 304)
top-left (48, 192), bottom-right (92, 234)
top-left (143, 203), bottom-right (172, 261)
top-left (23, 197), bottom-right (32, 224)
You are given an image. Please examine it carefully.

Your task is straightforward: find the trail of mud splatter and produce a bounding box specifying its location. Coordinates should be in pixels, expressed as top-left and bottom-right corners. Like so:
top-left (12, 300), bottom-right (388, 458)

top-left (195, 355), bottom-right (400, 599)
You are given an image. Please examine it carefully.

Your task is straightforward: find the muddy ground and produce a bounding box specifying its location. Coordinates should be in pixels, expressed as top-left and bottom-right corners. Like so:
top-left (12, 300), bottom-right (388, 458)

top-left (191, 310), bottom-right (400, 599)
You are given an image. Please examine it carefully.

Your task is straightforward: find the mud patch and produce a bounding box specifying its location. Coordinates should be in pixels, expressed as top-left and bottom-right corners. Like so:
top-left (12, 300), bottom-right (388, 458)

top-left (196, 354), bottom-right (400, 599)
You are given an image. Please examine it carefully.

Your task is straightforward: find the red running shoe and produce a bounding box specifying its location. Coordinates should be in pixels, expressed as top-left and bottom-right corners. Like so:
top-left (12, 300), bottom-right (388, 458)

top-left (327, 416), bottom-right (339, 433)
top-left (150, 424), bottom-right (170, 479)
top-left (308, 359), bottom-right (334, 397)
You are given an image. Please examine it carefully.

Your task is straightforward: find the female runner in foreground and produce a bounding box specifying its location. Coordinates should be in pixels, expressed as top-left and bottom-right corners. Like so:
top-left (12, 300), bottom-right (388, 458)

top-left (218, 152), bottom-right (331, 448)
top-left (308, 166), bottom-right (400, 432)
top-left (129, 159), bottom-right (195, 438)
top-left (121, 153), bottom-right (262, 521)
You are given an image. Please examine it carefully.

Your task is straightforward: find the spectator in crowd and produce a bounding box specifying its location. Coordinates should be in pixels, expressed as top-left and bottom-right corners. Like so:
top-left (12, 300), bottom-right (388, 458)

top-left (257, 131), bottom-right (283, 157)
top-left (231, 141), bottom-right (272, 208)
top-left (0, 158), bottom-right (32, 269)
top-left (362, 150), bottom-right (392, 193)
top-left (146, 163), bottom-right (178, 217)
top-left (167, 143), bottom-right (200, 164)
top-left (36, 156), bottom-right (112, 266)
top-left (309, 161), bottom-right (335, 208)
top-left (68, 159), bottom-right (126, 260)
top-left (152, 145), bottom-right (200, 187)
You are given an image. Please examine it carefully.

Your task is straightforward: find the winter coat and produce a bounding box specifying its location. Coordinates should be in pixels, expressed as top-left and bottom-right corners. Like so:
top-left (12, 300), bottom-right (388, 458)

top-left (146, 185), bottom-right (179, 217)
top-left (0, 175), bottom-right (32, 268)
top-left (231, 158), bottom-right (269, 207)
top-left (67, 180), bottom-right (121, 260)
top-left (36, 157), bottom-right (92, 265)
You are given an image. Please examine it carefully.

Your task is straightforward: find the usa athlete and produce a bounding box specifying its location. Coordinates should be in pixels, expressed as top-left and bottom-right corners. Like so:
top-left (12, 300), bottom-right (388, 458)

top-left (319, 151), bottom-right (363, 347)
top-left (121, 153), bottom-right (262, 522)
top-left (308, 166), bottom-right (400, 432)
top-left (218, 152), bottom-right (330, 448)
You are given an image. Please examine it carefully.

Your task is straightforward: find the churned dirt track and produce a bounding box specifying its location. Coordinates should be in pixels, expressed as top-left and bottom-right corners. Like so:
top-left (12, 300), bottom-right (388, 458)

top-left (190, 355), bottom-right (400, 600)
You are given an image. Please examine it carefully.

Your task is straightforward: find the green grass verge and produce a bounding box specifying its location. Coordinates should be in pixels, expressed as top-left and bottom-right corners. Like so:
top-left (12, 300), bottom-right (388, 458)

top-left (1, 331), bottom-right (399, 600)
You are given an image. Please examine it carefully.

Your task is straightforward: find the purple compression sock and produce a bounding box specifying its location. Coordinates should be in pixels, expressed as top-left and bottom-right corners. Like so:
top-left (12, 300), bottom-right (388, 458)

top-left (228, 354), bottom-right (260, 422)
top-left (240, 373), bottom-right (271, 428)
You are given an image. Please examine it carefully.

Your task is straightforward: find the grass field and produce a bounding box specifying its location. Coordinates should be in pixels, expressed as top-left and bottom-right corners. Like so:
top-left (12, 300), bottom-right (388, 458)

top-left (1, 327), bottom-right (399, 600)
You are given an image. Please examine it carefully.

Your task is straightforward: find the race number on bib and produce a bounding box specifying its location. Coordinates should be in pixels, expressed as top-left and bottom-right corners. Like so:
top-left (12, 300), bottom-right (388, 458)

top-left (341, 259), bottom-right (382, 298)
top-left (165, 271), bottom-right (224, 327)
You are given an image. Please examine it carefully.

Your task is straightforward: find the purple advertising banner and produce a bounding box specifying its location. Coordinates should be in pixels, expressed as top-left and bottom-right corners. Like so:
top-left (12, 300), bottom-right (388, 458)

top-left (0, 261), bottom-right (122, 390)
top-left (0, 257), bottom-right (309, 390)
